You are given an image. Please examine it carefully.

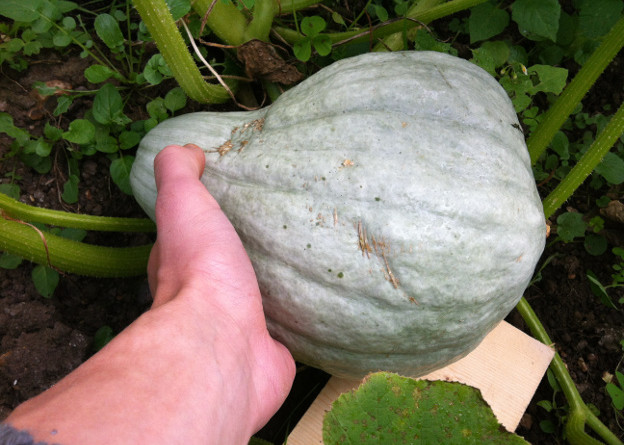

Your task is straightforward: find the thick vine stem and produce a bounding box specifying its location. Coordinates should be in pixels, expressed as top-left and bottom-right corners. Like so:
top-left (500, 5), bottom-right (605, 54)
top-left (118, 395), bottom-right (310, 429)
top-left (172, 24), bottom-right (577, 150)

top-left (132, 0), bottom-right (231, 103)
top-left (0, 193), bottom-right (155, 232)
top-left (0, 217), bottom-right (151, 277)
top-left (542, 100), bottom-right (624, 219)
top-left (274, 0), bottom-right (487, 45)
top-left (527, 16), bottom-right (624, 165)
top-left (516, 298), bottom-right (623, 445)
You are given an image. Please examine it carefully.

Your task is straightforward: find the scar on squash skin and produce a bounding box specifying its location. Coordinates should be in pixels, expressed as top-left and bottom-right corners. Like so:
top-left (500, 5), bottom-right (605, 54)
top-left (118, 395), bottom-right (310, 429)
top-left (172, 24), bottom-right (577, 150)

top-left (357, 221), bottom-right (400, 289)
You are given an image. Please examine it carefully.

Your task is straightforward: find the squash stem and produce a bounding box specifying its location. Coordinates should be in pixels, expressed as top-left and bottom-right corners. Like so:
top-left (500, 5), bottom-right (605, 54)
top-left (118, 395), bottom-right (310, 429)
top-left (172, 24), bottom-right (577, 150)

top-left (527, 16), bottom-right (624, 165)
top-left (132, 0), bottom-right (231, 104)
top-left (516, 298), bottom-right (623, 445)
top-left (542, 100), bottom-right (624, 220)
top-left (0, 193), bottom-right (155, 232)
top-left (0, 216), bottom-right (151, 277)
top-left (273, 0), bottom-right (488, 45)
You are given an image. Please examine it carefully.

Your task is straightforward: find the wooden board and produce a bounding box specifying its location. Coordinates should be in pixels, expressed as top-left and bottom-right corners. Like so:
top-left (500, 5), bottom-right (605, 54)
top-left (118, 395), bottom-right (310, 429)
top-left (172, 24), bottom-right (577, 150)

top-left (286, 321), bottom-right (554, 444)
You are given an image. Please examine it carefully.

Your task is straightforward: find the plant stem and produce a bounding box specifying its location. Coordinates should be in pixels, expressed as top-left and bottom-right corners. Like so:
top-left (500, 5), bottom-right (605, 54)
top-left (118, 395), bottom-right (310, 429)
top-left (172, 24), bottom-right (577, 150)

top-left (373, 0), bottom-right (445, 52)
top-left (0, 217), bottom-right (151, 277)
top-left (516, 298), bottom-right (623, 445)
top-left (0, 193), bottom-right (155, 232)
top-left (132, 0), bottom-right (231, 103)
top-left (245, 0), bottom-right (277, 42)
top-left (191, 0), bottom-right (249, 45)
top-left (273, 0), bottom-right (487, 45)
top-left (542, 101), bottom-right (624, 219)
top-left (527, 16), bottom-right (624, 165)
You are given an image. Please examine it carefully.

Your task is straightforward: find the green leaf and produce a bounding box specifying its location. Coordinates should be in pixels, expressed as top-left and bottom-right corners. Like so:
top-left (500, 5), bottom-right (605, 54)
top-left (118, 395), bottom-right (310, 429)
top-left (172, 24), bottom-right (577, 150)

top-left (62, 119), bottom-right (95, 144)
top-left (93, 325), bottom-right (115, 351)
top-left (606, 381), bottom-right (624, 410)
top-left (0, 252), bottom-right (23, 269)
top-left (300, 16), bottom-right (326, 37)
top-left (595, 152), bottom-right (624, 184)
top-left (0, 112), bottom-right (30, 145)
top-left (584, 233), bottom-right (607, 256)
top-left (110, 155), bottom-right (134, 195)
top-left (293, 39), bottom-right (312, 62)
top-left (58, 227), bottom-right (87, 242)
top-left (92, 84), bottom-right (130, 126)
top-left (32, 265), bottom-right (60, 298)
top-left (0, 183), bottom-right (20, 199)
top-left (119, 130), bottom-right (141, 150)
top-left (556, 211), bottom-right (586, 242)
top-left (44, 122), bottom-right (63, 142)
top-left (62, 174), bottom-right (79, 204)
top-left (94, 13), bottom-right (124, 51)
top-left (165, 0), bottom-right (191, 20)
top-left (164, 87), bottom-right (187, 112)
top-left (527, 64), bottom-right (568, 95)
top-left (323, 373), bottom-right (529, 444)
top-left (143, 54), bottom-right (171, 85)
top-left (578, 0), bottom-right (623, 39)
top-left (85, 65), bottom-right (119, 83)
top-left (54, 96), bottom-right (74, 116)
top-left (469, 2), bottom-right (510, 43)
top-left (0, 0), bottom-right (43, 22)
top-left (511, 0), bottom-right (561, 41)
top-left (52, 29), bottom-right (72, 47)
top-left (312, 35), bottom-right (332, 57)
top-left (586, 270), bottom-right (616, 309)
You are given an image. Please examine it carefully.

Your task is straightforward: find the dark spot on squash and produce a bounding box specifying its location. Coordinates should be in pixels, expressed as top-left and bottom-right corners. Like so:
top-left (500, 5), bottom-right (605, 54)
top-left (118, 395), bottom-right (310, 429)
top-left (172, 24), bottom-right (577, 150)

top-left (337, 272), bottom-right (344, 278)
top-left (375, 197), bottom-right (381, 201)
top-left (306, 243), bottom-right (311, 248)
top-left (283, 225), bottom-right (287, 229)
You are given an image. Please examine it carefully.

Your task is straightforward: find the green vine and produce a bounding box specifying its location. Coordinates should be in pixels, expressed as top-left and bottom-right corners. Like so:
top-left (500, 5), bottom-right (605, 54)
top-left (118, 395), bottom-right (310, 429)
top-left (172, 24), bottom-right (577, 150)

top-left (527, 15), bottom-right (624, 165)
top-left (542, 101), bottom-right (624, 220)
top-left (132, 0), bottom-right (232, 104)
top-left (0, 216), bottom-right (151, 277)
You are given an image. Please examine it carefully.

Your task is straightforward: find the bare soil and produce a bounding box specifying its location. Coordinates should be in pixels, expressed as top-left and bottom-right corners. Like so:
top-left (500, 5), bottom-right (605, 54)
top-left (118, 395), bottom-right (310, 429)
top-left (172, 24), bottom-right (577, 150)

top-left (1, 51), bottom-right (623, 444)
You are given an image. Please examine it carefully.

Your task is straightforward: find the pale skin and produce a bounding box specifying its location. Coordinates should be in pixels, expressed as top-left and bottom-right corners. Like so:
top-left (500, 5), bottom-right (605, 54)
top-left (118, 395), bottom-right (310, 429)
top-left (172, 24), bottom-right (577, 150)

top-left (6, 144), bottom-right (296, 444)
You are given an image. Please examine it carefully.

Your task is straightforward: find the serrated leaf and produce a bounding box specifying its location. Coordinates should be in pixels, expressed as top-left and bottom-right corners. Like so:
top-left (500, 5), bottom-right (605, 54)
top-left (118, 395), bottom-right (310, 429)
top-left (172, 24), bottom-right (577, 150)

top-left (94, 13), bottom-right (124, 51)
top-left (512, 0), bottom-right (561, 41)
top-left (469, 2), bottom-right (510, 43)
top-left (63, 119), bottom-right (95, 144)
top-left (32, 265), bottom-right (59, 298)
top-left (0, 0), bottom-right (43, 22)
top-left (110, 155), bottom-right (134, 195)
top-left (323, 373), bottom-right (529, 444)
top-left (595, 152), bottom-right (624, 184)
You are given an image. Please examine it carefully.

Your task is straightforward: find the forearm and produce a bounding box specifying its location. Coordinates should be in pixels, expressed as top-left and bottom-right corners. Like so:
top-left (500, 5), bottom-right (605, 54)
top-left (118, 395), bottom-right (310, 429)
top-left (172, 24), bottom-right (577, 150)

top-left (6, 297), bottom-right (261, 445)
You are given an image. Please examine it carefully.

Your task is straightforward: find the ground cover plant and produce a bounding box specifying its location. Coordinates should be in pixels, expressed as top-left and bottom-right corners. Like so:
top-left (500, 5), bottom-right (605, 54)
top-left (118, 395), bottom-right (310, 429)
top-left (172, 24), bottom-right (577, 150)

top-left (0, 0), bottom-right (623, 443)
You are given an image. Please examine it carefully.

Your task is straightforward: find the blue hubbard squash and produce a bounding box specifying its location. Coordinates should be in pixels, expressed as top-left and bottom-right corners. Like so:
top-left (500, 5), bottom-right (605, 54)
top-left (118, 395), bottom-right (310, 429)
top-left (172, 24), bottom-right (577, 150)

top-left (130, 51), bottom-right (546, 379)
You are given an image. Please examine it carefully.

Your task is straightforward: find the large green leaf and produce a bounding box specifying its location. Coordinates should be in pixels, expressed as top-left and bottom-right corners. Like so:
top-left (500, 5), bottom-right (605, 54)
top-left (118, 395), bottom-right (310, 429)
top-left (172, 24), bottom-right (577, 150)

top-left (323, 372), bottom-right (529, 444)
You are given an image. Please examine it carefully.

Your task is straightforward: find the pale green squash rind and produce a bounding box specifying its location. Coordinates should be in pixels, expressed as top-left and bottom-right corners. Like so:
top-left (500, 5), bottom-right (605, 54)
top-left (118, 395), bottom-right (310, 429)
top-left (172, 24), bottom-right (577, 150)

top-left (131, 51), bottom-right (546, 378)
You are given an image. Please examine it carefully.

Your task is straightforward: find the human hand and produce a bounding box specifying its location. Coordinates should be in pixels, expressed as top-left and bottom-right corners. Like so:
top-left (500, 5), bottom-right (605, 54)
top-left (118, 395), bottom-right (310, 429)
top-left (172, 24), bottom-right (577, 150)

top-left (148, 144), bottom-right (296, 435)
top-left (6, 144), bottom-right (295, 445)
